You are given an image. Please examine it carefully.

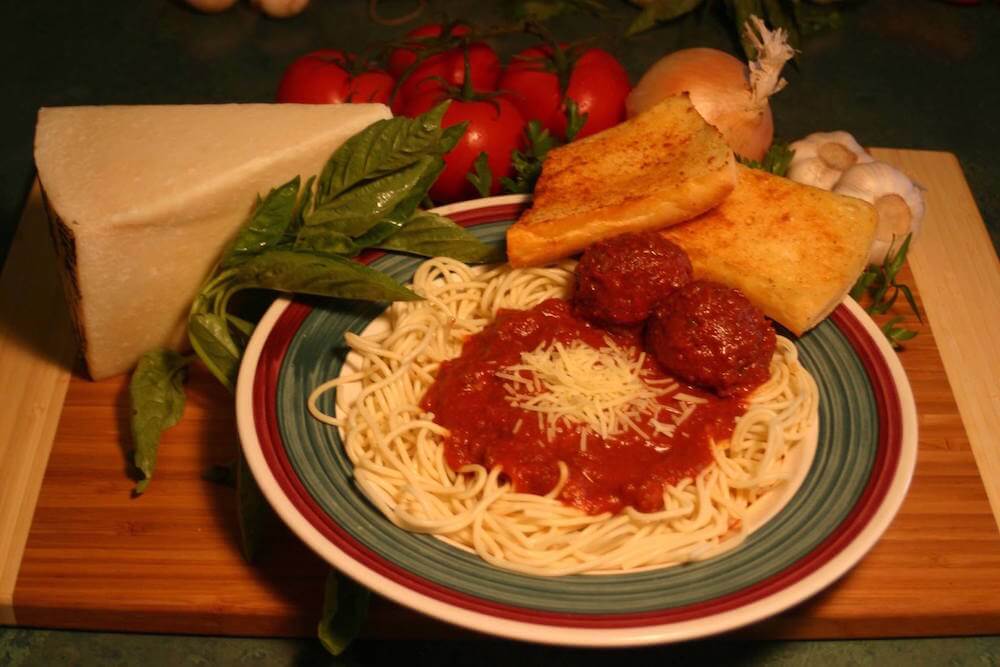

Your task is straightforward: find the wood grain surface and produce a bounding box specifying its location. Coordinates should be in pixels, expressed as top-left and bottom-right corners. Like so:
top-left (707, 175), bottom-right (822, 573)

top-left (0, 186), bottom-right (75, 625)
top-left (870, 148), bottom-right (1000, 531)
top-left (4, 151), bottom-right (1000, 639)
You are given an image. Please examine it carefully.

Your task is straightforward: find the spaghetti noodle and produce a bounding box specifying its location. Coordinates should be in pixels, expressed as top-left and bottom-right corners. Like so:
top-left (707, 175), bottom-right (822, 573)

top-left (308, 258), bottom-right (819, 576)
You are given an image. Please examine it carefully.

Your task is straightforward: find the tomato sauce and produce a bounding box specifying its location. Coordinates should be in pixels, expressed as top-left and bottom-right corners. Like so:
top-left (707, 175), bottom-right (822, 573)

top-left (420, 299), bottom-right (747, 515)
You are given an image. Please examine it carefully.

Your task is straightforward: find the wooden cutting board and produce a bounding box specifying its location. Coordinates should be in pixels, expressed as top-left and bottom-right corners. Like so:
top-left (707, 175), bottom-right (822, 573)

top-left (2, 150), bottom-right (999, 639)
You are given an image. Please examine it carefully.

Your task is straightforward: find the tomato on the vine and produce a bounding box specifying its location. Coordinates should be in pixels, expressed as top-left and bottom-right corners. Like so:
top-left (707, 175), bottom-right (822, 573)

top-left (498, 46), bottom-right (630, 140)
top-left (394, 44), bottom-right (500, 111)
top-left (387, 23), bottom-right (471, 77)
top-left (388, 23), bottom-right (500, 114)
top-left (276, 49), bottom-right (394, 104)
top-left (403, 92), bottom-right (526, 203)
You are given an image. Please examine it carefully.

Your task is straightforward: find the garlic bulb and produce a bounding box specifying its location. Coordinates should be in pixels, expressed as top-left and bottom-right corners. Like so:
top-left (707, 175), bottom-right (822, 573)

top-left (834, 161), bottom-right (926, 265)
top-left (787, 131), bottom-right (873, 191)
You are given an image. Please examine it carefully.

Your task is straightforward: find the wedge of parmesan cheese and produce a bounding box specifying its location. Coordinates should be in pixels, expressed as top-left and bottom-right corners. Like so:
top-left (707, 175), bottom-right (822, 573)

top-left (35, 103), bottom-right (392, 380)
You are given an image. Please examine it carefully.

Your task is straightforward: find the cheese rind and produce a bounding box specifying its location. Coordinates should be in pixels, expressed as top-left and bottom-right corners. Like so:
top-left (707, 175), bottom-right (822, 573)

top-left (35, 103), bottom-right (392, 379)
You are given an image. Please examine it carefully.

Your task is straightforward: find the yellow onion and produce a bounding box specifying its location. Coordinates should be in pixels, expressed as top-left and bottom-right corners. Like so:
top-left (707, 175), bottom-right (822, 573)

top-left (626, 17), bottom-right (793, 161)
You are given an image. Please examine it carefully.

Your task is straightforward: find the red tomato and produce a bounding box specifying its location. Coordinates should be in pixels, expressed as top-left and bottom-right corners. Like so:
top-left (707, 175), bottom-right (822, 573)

top-left (387, 23), bottom-right (500, 115)
top-left (276, 49), bottom-right (394, 104)
top-left (394, 43), bottom-right (500, 113)
top-left (403, 93), bottom-right (527, 203)
top-left (387, 23), bottom-right (471, 78)
top-left (498, 46), bottom-right (630, 140)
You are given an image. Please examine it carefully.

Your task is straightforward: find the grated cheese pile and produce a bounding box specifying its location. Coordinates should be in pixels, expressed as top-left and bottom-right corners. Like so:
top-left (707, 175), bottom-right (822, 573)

top-left (497, 338), bottom-right (685, 447)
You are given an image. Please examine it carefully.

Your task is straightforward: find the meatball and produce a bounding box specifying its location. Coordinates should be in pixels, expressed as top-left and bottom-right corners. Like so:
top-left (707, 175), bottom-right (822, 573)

top-left (573, 231), bottom-right (693, 326)
top-left (646, 281), bottom-right (776, 396)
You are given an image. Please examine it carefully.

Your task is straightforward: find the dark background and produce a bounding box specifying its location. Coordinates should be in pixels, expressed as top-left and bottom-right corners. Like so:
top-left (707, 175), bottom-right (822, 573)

top-left (2, 1), bottom-right (998, 664)
top-left (2, 0), bottom-right (998, 264)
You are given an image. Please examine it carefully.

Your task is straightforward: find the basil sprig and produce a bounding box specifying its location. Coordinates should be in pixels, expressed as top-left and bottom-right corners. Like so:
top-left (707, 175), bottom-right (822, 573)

top-left (317, 571), bottom-right (371, 656)
top-left (129, 349), bottom-right (191, 494)
top-left (126, 102), bottom-right (499, 657)
top-left (129, 101), bottom-right (493, 494)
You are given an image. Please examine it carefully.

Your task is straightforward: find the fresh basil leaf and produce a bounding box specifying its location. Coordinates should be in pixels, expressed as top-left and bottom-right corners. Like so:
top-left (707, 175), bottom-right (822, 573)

top-left (225, 313), bottom-right (257, 338)
top-left (283, 175), bottom-right (316, 245)
top-left (351, 213), bottom-right (410, 252)
top-left (351, 157), bottom-right (446, 250)
top-left (129, 349), bottom-right (190, 494)
top-left (234, 249), bottom-right (419, 302)
top-left (626, 0), bottom-right (703, 36)
top-left (377, 210), bottom-right (500, 263)
top-left (305, 156), bottom-right (442, 235)
top-left (236, 451), bottom-right (278, 564)
top-left (317, 570), bottom-right (370, 656)
top-left (189, 312), bottom-right (243, 392)
top-left (316, 102), bottom-right (455, 204)
top-left (293, 225), bottom-right (358, 257)
top-left (302, 155), bottom-right (445, 258)
top-left (440, 121), bottom-right (468, 154)
top-left (220, 177), bottom-right (300, 269)
top-left (467, 153), bottom-right (493, 198)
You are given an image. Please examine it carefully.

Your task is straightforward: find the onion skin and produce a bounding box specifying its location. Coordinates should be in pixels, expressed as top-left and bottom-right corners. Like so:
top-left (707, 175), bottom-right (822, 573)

top-left (626, 48), bottom-right (773, 162)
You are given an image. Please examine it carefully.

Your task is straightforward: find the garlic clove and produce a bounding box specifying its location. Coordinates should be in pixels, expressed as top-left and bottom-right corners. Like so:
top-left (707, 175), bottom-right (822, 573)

top-left (817, 142), bottom-right (859, 171)
top-left (787, 130), bottom-right (873, 190)
top-left (788, 158), bottom-right (842, 190)
top-left (874, 194), bottom-right (913, 236)
top-left (834, 161), bottom-right (926, 265)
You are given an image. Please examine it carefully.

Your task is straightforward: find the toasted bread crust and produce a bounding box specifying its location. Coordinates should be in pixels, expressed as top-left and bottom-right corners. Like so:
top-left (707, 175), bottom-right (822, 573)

top-left (662, 166), bottom-right (878, 335)
top-left (507, 95), bottom-right (736, 267)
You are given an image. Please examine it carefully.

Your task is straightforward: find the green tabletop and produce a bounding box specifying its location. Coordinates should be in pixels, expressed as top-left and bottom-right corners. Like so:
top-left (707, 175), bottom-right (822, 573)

top-left (2, 1), bottom-right (999, 664)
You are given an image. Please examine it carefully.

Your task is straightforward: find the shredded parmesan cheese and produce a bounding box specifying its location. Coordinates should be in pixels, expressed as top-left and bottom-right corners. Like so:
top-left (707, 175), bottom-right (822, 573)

top-left (498, 338), bottom-right (673, 444)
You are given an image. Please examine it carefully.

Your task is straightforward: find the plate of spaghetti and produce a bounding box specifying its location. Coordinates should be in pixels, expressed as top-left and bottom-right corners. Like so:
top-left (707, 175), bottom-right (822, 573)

top-left (236, 196), bottom-right (918, 646)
